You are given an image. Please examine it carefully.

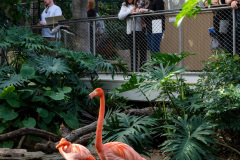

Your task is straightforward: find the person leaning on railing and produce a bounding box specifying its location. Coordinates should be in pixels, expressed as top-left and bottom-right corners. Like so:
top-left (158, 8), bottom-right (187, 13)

top-left (139, 0), bottom-right (165, 54)
top-left (118, 0), bottom-right (147, 72)
top-left (37, 0), bottom-right (62, 41)
top-left (226, 0), bottom-right (240, 54)
top-left (204, 0), bottom-right (232, 53)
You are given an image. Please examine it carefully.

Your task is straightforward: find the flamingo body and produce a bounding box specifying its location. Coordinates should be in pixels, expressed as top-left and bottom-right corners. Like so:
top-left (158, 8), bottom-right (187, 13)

top-left (101, 142), bottom-right (146, 160)
top-left (56, 138), bottom-right (95, 160)
top-left (89, 88), bottom-right (146, 160)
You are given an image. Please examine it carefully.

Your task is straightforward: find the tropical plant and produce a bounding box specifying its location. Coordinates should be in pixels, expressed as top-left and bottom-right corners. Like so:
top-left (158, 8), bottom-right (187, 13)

top-left (0, 25), bottom-right (128, 148)
top-left (102, 113), bottom-right (157, 156)
top-left (195, 53), bottom-right (240, 146)
top-left (113, 52), bottom-right (218, 159)
top-left (0, 0), bottom-right (32, 26)
top-left (161, 115), bottom-right (216, 160)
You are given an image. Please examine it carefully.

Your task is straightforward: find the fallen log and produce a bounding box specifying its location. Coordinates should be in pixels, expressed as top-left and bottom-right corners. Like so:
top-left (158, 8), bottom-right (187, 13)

top-left (0, 107), bottom-right (158, 153)
top-left (0, 127), bottom-right (61, 142)
top-left (65, 121), bottom-right (97, 142)
top-left (124, 107), bottom-right (159, 116)
top-left (35, 132), bottom-right (95, 153)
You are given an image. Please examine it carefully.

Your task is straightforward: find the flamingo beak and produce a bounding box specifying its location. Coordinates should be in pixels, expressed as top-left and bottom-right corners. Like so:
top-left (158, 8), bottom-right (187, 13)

top-left (56, 142), bottom-right (62, 149)
top-left (88, 91), bottom-right (98, 103)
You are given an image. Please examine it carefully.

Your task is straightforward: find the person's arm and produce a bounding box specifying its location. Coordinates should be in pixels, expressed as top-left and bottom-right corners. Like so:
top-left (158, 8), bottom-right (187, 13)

top-left (131, 6), bottom-right (137, 14)
top-left (118, 4), bottom-right (131, 20)
top-left (204, 0), bottom-right (219, 5)
top-left (139, 8), bottom-right (153, 13)
top-left (226, 0), bottom-right (238, 9)
top-left (225, 0), bottom-right (232, 5)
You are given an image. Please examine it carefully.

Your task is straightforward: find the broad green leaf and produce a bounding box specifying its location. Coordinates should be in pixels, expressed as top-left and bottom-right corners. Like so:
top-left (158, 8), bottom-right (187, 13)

top-left (37, 108), bottom-right (48, 118)
top-left (0, 107), bottom-right (18, 121)
top-left (0, 125), bottom-right (7, 134)
top-left (0, 86), bottom-right (15, 99)
top-left (62, 87), bottom-right (72, 93)
top-left (38, 122), bottom-right (47, 130)
top-left (6, 92), bottom-right (20, 107)
top-left (43, 112), bottom-right (55, 124)
top-left (28, 82), bottom-right (36, 86)
top-left (20, 66), bottom-right (35, 79)
top-left (23, 117), bottom-right (36, 128)
top-left (61, 113), bottom-right (79, 129)
top-left (44, 91), bottom-right (65, 100)
top-left (43, 87), bottom-right (51, 91)
top-left (32, 96), bottom-right (47, 103)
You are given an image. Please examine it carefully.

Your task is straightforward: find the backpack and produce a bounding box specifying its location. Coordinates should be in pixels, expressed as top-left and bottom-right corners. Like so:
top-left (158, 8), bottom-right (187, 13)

top-left (96, 13), bottom-right (105, 35)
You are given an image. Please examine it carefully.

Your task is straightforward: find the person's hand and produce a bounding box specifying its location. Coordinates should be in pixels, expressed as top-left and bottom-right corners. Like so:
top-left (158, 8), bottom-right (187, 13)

top-left (231, 1), bottom-right (238, 9)
top-left (139, 8), bottom-right (146, 13)
top-left (38, 21), bottom-right (46, 25)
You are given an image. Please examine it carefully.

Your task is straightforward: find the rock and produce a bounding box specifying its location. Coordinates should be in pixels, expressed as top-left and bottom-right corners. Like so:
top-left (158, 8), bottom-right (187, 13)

top-left (25, 151), bottom-right (45, 160)
top-left (0, 148), bottom-right (27, 158)
top-left (42, 153), bottom-right (65, 160)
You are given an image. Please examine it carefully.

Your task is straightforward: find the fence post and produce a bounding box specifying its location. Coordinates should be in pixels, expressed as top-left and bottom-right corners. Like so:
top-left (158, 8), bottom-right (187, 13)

top-left (87, 22), bottom-right (90, 53)
top-left (64, 31), bottom-right (67, 48)
top-left (233, 9), bottom-right (236, 55)
top-left (179, 22), bottom-right (183, 67)
top-left (133, 17), bottom-right (136, 72)
top-left (93, 21), bottom-right (96, 56)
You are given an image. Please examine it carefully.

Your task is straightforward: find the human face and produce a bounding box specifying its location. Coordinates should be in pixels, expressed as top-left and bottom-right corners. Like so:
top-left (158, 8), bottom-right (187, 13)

top-left (127, 0), bottom-right (133, 4)
top-left (44, 0), bottom-right (52, 7)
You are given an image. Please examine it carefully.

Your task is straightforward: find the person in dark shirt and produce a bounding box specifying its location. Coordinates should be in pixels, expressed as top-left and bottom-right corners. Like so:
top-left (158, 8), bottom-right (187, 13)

top-left (87, 0), bottom-right (96, 17)
top-left (87, 0), bottom-right (97, 53)
top-left (139, 0), bottom-right (165, 54)
top-left (226, 0), bottom-right (240, 54)
top-left (205, 0), bottom-right (232, 53)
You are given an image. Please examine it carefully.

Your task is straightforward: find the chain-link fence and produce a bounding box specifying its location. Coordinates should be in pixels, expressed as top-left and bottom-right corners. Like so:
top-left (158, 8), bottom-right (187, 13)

top-left (33, 5), bottom-right (236, 72)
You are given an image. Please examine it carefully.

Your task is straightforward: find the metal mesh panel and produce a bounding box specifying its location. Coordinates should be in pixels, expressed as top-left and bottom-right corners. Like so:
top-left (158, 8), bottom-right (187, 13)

top-left (57, 6), bottom-right (235, 72)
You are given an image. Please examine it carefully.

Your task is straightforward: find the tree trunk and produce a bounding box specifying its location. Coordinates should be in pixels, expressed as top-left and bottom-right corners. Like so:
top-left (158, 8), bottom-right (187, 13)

top-left (71, 0), bottom-right (90, 53)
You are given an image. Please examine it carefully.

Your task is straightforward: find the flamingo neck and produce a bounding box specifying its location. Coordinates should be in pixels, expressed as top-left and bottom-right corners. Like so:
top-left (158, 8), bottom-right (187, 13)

top-left (95, 94), bottom-right (105, 152)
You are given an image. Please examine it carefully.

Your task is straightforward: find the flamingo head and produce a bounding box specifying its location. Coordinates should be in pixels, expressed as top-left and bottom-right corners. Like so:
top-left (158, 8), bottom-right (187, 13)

top-left (89, 88), bottom-right (104, 99)
top-left (56, 138), bottom-right (71, 149)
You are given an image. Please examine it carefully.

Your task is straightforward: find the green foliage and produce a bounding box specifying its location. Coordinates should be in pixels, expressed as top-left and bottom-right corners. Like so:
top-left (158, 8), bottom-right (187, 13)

top-left (0, 26), bottom-right (48, 73)
top-left (175, 0), bottom-right (202, 26)
top-left (0, 26), bottom-right (128, 138)
top-left (98, 1), bottom-right (122, 16)
top-left (197, 54), bottom-right (240, 131)
top-left (102, 113), bottom-right (157, 156)
top-left (0, 141), bottom-right (14, 148)
top-left (0, 0), bottom-right (32, 26)
top-left (149, 52), bottom-right (196, 67)
top-left (114, 52), bottom-right (219, 159)
top-left (161, 115), bottom-right (216, 160)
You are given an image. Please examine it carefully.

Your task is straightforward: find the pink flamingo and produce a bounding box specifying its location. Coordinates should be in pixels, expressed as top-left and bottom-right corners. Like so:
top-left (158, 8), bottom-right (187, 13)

top-left (56, 138), bottom-right (96, 160)
top-left (89, 88), bottom-right (146, 160)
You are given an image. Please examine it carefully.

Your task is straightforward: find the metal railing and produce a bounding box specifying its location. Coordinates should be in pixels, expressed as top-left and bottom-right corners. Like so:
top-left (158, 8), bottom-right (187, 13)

top-left (32, 5), bottom-right (236, 72)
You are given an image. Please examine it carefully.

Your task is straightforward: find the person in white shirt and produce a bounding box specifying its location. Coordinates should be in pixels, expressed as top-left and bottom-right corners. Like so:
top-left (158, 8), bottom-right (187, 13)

top-left (118, 0), bottom-right (147, 72)
top-left (38, 0), bottom-right (62, 39)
